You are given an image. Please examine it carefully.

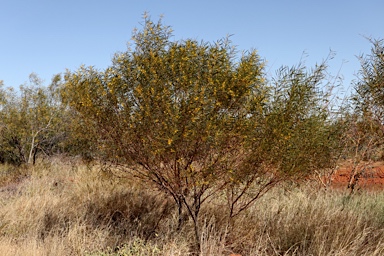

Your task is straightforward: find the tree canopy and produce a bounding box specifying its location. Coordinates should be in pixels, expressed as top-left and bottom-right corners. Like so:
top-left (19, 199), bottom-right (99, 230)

top-left (59, 17), bottom-right (343, 250)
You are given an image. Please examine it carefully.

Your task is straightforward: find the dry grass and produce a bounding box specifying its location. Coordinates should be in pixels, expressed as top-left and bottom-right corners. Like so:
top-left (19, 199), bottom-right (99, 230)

top-left (228, 187), bottom-right (384, 255)
top-left (0, 158), bottom-right (383, 255)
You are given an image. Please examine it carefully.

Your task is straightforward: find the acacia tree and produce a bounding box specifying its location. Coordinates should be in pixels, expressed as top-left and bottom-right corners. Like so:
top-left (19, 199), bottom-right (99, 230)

top-left (225, 61), bottom-right (344, 217)
top-left (61, 17), bottom-right (345, 252)
top-left (0, 82), bottom-right (20, 164)
top-left (346, 38), bottom-right (384, 191)
top-left (0, 74), bottom-right (67, 165)
top-left (264, 62), bottom-right (342, 175)
top-left (355, 38), bottom-right (384, 122)
top-left (61, 16), bottom-right (266, 250)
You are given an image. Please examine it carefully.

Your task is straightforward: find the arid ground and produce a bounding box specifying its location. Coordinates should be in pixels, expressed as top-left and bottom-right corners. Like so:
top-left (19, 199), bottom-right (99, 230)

top-left (330, 161), bottom-right (384, 190)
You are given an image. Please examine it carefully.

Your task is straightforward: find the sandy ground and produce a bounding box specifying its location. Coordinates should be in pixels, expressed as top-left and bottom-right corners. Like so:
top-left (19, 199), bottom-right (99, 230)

top-left (329, 161), bottom-right (384, 190)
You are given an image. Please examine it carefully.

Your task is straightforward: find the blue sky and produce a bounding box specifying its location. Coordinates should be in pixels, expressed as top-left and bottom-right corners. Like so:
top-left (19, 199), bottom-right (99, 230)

top-left (1, 0), bottom-right (383, 97)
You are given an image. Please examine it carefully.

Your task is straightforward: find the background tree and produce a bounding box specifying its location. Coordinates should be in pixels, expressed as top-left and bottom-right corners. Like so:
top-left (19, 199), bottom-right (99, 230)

top-left (0, 74), bottom-right (67, 165)
top-left (0, 82), bottom-right (20, 164)
top-left (345, 38), bottom-right (384, 191)
top-left (225, 60), bottom-right (345, 218)
top-left (355, 38), bottom-right (384, 123)
top-left (263, 62), bottom-right (343, 175)
top-left (48, 74), bottom-right (98, 161)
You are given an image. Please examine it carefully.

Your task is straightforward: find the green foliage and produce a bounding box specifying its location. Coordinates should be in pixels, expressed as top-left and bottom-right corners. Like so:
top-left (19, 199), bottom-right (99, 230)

top-left (0, 74), bottom-right (67, 164)
top-left (260, 62), bottom-right (342, 175)
top-left (335, 37), bottom-right (384, 189)
top-left (62, 20), bottom-right (265, 192)
top-left (355, 38), bottom-right (384, 121)
top-left (350, 38), bottom-right (384, 162)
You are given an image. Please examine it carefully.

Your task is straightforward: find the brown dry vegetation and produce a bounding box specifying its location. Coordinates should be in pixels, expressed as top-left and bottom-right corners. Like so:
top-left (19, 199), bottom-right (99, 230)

top-left (0, 157), bottom-right (383, 255)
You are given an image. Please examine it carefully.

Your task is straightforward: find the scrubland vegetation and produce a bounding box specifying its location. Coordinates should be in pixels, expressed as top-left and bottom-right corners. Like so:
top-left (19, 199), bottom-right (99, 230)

top-left (1, 16), bottom-right (384, 255)
top-left (0, 159), bottom-right (383, 255)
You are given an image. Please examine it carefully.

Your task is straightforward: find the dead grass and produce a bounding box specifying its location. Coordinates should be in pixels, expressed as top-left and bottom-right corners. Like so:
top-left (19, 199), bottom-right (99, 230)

top-left (228, 187), bottom-right (384, 255)
top-left (0, 157), bottom-right (383, 255)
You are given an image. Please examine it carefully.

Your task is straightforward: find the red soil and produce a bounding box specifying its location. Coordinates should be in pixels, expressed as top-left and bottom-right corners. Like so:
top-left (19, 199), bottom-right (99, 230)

top-left (329, 161), bottom-right (384, 190)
